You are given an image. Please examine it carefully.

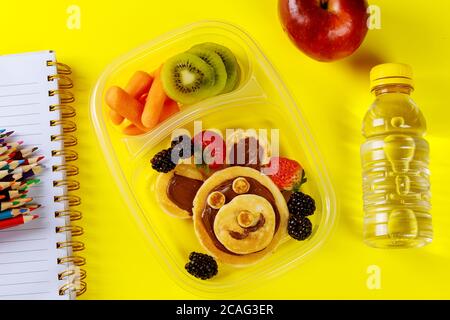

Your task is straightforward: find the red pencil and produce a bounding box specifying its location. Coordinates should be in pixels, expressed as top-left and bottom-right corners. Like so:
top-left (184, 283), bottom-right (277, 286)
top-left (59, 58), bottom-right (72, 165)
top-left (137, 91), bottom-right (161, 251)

top-left (0, 214), bottom-right (39, 230)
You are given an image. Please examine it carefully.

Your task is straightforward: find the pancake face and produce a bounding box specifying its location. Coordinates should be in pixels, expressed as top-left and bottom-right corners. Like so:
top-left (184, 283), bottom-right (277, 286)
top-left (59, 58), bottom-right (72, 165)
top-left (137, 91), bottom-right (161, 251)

top-left (214, 194), bottom-right (276, 255)
top-left (155, 164), bottom-right (204, 219)
top-left (193, 166), bottom-right (289, 266)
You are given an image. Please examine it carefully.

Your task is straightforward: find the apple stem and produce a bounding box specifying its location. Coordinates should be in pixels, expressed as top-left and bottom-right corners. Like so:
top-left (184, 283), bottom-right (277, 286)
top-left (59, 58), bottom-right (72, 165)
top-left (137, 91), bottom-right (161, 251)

top-left (320, 0), bottom-right (329, 10)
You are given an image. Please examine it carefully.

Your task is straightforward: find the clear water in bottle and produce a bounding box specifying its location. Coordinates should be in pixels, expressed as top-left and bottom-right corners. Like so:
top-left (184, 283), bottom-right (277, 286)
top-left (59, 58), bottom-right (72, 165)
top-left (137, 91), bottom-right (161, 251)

top-left (361, 63), bottom-right (432, 248)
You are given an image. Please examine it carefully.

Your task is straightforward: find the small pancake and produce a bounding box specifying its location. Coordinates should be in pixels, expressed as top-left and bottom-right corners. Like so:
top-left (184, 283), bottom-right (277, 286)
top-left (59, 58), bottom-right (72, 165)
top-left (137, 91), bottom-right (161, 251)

top-left (214, 194), bottom-right (276, 255)
top-left (155, 164), bottom-right (204, 219)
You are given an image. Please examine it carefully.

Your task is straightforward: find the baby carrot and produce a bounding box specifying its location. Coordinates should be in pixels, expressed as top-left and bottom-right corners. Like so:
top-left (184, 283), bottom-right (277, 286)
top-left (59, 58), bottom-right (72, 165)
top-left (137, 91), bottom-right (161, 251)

top-left (122, 124), bottom-right (146, 136)
top-left (109, 71), bottom-right (154, 126)
top-left (141, 65), bottom-right (167, 129)
top-left (126, 71), bottom-right (154, 98)
top-left (105, 86), bottom-right (147, 131)
top-left (158, 98), bottom-right (180, 123)
top-left (109, 109), bottom-right (125, 125)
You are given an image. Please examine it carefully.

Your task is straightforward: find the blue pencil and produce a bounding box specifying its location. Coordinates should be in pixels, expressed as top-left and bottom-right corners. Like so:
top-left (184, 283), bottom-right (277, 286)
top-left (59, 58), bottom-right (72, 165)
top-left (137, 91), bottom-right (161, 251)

top-left (0, 205), bottom-right (40, 221)
top-left (0, 159), bottom-right (25, 170)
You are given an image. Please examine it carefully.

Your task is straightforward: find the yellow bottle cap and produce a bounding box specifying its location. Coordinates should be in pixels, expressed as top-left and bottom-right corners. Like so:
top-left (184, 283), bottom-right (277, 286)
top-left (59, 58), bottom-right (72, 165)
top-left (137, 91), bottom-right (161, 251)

top-left (370, 63), bottom-right (414, 91)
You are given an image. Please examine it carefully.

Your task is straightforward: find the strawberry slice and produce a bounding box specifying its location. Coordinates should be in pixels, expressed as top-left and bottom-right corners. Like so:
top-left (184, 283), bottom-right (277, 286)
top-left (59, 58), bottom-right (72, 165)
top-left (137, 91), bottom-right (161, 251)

top-left (266, 157), bottom-right (304, 191)
top-left (192, 130), bottom-right (226, 170)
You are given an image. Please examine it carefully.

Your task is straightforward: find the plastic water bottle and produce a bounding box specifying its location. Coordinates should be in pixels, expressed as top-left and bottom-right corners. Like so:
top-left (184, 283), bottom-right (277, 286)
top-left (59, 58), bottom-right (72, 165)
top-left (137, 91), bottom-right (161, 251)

top-left (361, 63), bottom-right (432, 248)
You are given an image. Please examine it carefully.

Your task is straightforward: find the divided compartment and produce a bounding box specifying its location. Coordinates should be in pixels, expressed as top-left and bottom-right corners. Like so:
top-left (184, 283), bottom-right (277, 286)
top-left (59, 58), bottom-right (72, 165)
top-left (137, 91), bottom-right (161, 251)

top-left (91, 21), bottom-right (336, 296)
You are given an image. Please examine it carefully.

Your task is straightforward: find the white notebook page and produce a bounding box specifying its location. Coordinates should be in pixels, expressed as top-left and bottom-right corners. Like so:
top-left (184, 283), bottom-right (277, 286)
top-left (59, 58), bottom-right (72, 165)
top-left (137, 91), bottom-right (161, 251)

top-left (0, 51), bottom-right (71, 299)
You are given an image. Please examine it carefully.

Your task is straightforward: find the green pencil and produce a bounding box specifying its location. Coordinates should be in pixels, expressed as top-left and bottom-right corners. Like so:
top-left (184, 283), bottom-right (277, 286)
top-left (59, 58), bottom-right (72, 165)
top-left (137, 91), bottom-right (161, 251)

top-left (0, 197), bottom-right (33, 211)
top-left (0, 159), bottom-right (25, 170)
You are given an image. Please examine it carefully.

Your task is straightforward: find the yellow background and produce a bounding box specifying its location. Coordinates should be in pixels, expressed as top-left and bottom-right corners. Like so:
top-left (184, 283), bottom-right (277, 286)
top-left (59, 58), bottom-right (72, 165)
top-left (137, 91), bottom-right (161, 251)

top-left (2, 0), bottom-right (450, 299)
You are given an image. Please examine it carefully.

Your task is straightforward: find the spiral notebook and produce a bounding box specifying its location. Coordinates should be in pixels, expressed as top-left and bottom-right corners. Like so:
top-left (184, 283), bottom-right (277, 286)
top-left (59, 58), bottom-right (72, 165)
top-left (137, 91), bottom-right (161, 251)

top-left (0, 51), bottom-right (85, 299)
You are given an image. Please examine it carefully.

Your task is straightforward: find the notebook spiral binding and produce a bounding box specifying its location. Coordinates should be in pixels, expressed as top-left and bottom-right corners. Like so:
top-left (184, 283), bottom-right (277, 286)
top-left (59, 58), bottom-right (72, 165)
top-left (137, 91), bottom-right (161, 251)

top-left (47, 60), bottom-right (86, 297)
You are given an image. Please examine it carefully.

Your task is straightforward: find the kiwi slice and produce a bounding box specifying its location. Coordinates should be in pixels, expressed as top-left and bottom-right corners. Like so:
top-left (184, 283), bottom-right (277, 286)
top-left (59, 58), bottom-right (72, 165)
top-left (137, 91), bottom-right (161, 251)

top-left (234, 62), bottom-right (241, 90)
top-left (191, 42), bottom-right (240, 93)
top-left (161, 52), bottom-right (216, 105)
top-left (187, 47), bottom-right (227, 96)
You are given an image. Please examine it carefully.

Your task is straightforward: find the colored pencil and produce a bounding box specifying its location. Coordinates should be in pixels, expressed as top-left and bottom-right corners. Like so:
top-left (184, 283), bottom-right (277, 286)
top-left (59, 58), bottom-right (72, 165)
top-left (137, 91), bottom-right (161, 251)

top-left (0, 205), bottom-right (40, 221)
top-left (0, 145), bottom-right (22, 157)
top-left (0, 214), bottom-right (39, 230)
top-left (20, 166), bottom-right (43, 181)
top-left (20, 178), bottom-right (41, 190)
top-left (0, 166), bottom-right (35, 179)
top-left (10, 179), bottom-right (41, 191)
top-left (0, 141), bottom-right (24, 156)
top-left (0, 132), bottom-right (44, 230)
top-left (0, 189), bottom-right (29, 201)
top-left (0, 159), bottom-right (24, 170)
top-left (0, 180), bottom-right (38, 192)
top-left (0, 165), bottom-right (43, 182)
top-left (0, 153), bottom-right (10, 161)
top-left (0, 146), bottom-right (9, 156)
top-left (0, 188), bottom-right (28, 198)
top-left (7, 147), bottom-right (38, 161)
top-left (0, 131), bottom-right (14, 139)
top-left (0, 161), bottom-right (20, 171)
top-left (0, 141), bottom-right (23, 148)
top-left (0, 197), bottom-right (33, 211)
top-left (21, 156), bottom-right (45, 166)
top-left (10, 163), bottom-right (38, 175)
top-left (5, 193), bottom-right (28, 201)
top-left (0, 160), bottom-right (9, 170)
top-left (19, 204), bottom-right (41, 211)
top-left (0, 169), bottom-right (10, 180)
top-left (0, 157), bottom-right (44, 170)
top-left (0, 153), bottom-right (11, 161)
top-left (0, 181), bottom-right (21, 191)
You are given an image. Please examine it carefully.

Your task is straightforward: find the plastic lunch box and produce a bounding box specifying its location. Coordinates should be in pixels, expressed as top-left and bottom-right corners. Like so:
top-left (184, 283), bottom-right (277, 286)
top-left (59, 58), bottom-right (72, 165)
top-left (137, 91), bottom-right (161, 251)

top-left (90, 21), bottom-right (336, 296)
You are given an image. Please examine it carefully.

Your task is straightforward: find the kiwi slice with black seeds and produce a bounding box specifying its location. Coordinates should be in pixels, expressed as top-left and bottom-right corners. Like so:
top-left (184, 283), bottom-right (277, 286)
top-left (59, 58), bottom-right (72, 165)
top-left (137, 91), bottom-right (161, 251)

top-left (187, 47), bottom-right (227, 96)
top-left (191, 42), bottom-right (240, 93)
top-left (161, 52), bottom-right (216, 105)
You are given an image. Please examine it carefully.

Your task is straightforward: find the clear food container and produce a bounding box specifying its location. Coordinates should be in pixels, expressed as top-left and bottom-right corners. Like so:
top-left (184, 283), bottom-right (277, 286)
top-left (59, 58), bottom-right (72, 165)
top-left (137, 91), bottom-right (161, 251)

top-left (90, 21), bottom-right (336, 297)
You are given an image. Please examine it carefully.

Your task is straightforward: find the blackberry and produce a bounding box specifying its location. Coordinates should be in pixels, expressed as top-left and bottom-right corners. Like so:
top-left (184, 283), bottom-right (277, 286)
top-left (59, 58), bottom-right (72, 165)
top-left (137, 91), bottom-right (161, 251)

top-left (185, 252), bottom-right (218, 280)
top-left (150, 148), bottom-right (176, 173)
top-left (171, 135), bottom-right (193, 160)
top-left (287, 192), bottom-right (316, 217)
top-left (171, 134), bottom-right (191, 148)
top-left (288, 216), bottom-right (312, 241)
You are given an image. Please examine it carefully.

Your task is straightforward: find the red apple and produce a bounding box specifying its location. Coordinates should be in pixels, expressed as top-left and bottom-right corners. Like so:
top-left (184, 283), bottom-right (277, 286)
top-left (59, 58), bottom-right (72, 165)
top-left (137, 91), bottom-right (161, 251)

top-left (279, 0), bottom-right (368, 62)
